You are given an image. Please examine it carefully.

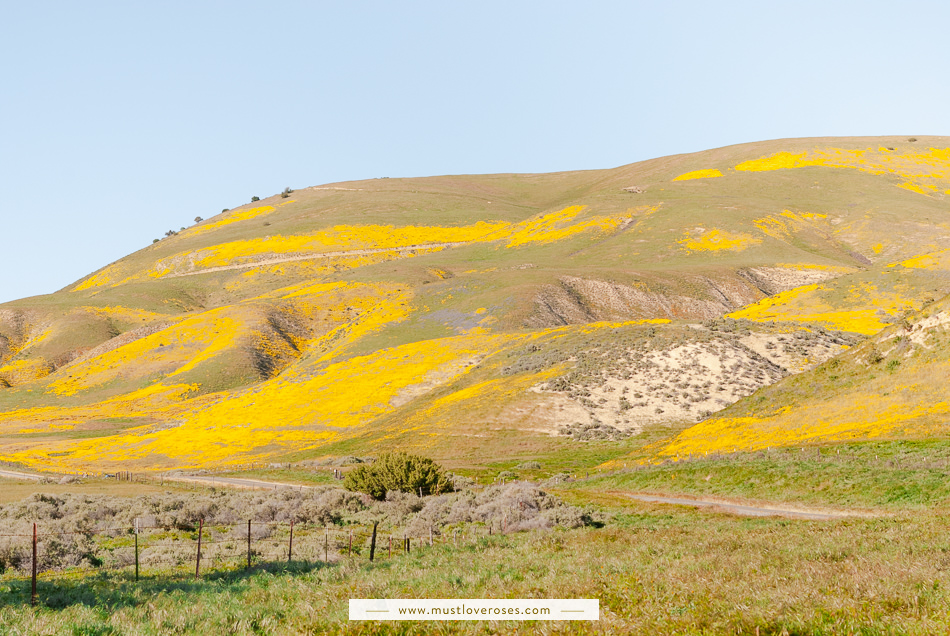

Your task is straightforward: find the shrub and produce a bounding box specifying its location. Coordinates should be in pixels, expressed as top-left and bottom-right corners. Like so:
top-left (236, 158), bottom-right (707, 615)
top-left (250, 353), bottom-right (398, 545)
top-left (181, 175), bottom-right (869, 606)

top-left (251, 196), bottom-right (260, 202)
top-left (194, 216), bottom-right (203, 223)
top-left (152, 239), bottom-right (159, 243)
top-left (343, 452), bottom-right (454, 500)
top-left (281, 187), bottom-right (293, 198)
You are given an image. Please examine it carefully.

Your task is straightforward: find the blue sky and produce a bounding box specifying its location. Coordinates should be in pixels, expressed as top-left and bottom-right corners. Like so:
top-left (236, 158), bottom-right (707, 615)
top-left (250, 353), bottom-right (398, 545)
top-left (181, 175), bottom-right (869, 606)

top-left (2, 1), bottom-right (948, 304)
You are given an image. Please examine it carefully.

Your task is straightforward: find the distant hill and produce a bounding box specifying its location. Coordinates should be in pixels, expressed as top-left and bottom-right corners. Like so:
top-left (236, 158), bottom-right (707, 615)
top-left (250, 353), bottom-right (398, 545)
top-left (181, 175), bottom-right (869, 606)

top-left (2, 135), bottom-right (949, 472)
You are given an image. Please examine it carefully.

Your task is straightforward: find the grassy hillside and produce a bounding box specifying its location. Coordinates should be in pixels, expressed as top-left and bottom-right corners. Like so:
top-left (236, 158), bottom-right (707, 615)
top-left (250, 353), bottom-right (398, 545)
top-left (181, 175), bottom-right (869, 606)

top-left (2, 135), bottom-right (950, 472)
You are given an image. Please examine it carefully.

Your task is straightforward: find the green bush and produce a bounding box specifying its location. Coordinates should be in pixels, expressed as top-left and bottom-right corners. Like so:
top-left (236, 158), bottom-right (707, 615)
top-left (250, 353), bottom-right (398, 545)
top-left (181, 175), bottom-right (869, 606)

top-left (343, 452), bottom-right (454, 500)
top-left (251, 196), bottom-right (260, 202)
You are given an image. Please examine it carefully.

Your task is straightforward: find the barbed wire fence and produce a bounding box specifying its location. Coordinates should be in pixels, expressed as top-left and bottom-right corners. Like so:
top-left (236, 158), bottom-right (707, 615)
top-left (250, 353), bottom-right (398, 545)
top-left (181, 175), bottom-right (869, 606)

top-left (0, 516), bottom-right (513, 607)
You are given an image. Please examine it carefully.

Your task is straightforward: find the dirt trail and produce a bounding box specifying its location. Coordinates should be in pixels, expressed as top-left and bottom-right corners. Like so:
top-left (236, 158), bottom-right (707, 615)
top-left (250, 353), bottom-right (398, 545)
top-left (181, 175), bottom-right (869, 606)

top-left (624, 493), bottom-right (877, 520)
top-left (0, 469), bottom-right (43, 481)
top-left (165, 474), bottom-right (316, 491)
top-left (164, 241), bottom-right (473, 278)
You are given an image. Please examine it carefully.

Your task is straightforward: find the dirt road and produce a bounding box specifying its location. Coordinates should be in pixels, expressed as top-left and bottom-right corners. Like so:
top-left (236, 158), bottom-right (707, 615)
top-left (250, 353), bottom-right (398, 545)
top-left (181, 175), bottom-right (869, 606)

top-left (164, 474), bottom-right (317, 491)
top-left (625, 493), bottom-right (873, 520)
top-left (164, 241), bottom-right (473, 278)
top-left (0, 469), bottom-right (43, 481)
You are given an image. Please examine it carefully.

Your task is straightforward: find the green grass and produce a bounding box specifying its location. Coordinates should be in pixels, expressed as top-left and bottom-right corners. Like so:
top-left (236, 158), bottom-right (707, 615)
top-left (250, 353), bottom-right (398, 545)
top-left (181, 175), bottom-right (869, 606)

top-left (565, 439), bottom-right (950, 510)
top-left (3, 507), bottom-right (950, 634)
top-left (214, 468), bottom-right (340, 486)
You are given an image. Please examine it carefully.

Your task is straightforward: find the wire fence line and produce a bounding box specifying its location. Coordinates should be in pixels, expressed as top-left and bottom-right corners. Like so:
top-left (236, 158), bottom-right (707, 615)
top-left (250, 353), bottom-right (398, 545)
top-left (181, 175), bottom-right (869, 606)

top-left (1, 518), bottom-right (503, 607)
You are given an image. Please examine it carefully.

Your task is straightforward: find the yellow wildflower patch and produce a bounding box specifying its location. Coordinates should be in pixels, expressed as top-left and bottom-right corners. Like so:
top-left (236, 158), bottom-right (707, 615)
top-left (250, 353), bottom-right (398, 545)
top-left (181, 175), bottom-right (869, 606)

top-left (181, 206), bottom-right (276, 238)
top-left (735, 152), bottom-right (817, 172)
top-left (678, 229), bottom-right (761, 252)
top-left (82, 305), bottom-right (172, 324)
top-left (72, 265), bottom-right (121, 291)
top-left (9, 334), bottom-right (509, 471)
top-left (673, 169), bottom-right (723, 181)
top-left (899, 182), bottom-right (928, 195)
top-left (0, 359), bottom-right (53, 386)
top-left (896, 251), bottom-right (945, 270)
top-left (654, 375), bottom-right (950, 458)
top-left (752, 210), bottom-right (829, 242)
top-left (46, 306), bottom-right (246, 397)
top-left (504, 206), bottom-right (623, 248)
top-left (727, 280), bottom-right (918, 335)
top-left (734, 146), bottom-right (950, 195)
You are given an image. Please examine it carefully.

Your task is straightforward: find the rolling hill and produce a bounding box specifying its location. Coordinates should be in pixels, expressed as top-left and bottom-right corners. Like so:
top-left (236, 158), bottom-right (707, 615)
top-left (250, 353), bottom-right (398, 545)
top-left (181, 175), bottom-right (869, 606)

top-left (2, 135), bottom-right (949, 473)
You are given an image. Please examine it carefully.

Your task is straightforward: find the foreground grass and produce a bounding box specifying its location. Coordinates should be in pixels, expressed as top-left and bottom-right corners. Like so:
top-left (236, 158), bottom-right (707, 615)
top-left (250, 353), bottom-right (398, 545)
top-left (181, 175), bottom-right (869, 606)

top-left (3, 503), bottom-right (950, 634)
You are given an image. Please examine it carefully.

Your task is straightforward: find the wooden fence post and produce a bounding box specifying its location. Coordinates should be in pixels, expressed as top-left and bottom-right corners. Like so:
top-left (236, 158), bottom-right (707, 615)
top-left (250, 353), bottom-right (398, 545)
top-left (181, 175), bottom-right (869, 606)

top-left (369, 522), bottom-right (378, 562)
top-left (388, 535), bottom-right (392, 558)
top-left (324, 525), bottom-right (329, 563)
top-left (246, 520), bottom-right (251, 570)
top-left (31, 523), bottom-right (37, 607)
top-left (348, 528), bottom-right (352, 557)
top-left (288, 520), bottom-right (294, 563)
top-left (195, 519), bottom-right (203, 579)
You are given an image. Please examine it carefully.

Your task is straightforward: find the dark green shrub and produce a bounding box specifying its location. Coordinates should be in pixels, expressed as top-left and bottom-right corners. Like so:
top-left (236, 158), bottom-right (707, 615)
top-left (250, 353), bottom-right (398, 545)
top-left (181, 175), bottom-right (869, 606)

top-left (251, 196), bottom-right (260, 202)
top-left (343, 452), bottom-right (454, 500)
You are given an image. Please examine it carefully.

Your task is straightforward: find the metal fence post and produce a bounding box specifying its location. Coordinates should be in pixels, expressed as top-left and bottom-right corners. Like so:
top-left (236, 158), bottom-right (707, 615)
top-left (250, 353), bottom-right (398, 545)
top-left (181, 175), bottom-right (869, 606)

top-left (369, 522), bottom-right (378, 562)
top-left (288, 520), bottom-right (294, 563)
top-left (247, 520), bottom-right (251, 570)
top-left (31, 523), bottom-right (37, 607)
top-left (134, 518), bottom-right (140, 581)
top-left (195, 519), bottom-right (203, 580)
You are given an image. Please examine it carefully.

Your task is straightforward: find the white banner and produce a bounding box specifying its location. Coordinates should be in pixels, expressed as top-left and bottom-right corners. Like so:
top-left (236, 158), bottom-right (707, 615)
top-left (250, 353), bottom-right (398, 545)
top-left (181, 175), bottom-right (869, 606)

top-left (349, 598), bottom-right (599, 621)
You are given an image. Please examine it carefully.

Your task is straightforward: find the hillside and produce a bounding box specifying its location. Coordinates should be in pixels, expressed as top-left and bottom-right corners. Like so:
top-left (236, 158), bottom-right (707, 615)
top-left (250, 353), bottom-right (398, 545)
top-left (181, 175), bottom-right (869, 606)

top-left (2, 135), bottom-right (949, 472)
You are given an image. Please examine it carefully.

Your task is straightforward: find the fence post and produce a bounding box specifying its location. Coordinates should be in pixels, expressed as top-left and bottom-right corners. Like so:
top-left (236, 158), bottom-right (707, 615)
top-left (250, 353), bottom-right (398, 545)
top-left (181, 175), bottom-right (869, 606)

top-left (429, 527), bottom-right (433, 547)
top-left (31, 523), bottom-right (37, 607)
top-left (388, 535), bottom-right (392, 558)
top-left (405, 535), bottom-right (410, 554)
top-left (195, 519), bottom-right (203, 580)
top-left (247, 520), bottom-right (251, 570)
top-left (348, 528), bottom-right (352, 557)
top-left (134, 519), bottom-right (140, 581)
top-left (325, 525), bottom-right (329, 562)
top-left (288, 520), bottom-right (294, 563)
top-left (369, 522), bottom-right (378, 562)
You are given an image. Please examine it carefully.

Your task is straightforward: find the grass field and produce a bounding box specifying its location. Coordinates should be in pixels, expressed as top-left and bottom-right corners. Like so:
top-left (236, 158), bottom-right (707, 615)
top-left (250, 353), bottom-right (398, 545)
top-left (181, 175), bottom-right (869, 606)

top-left (2, 490), bottom-right (949, 634)
top-left (3, 436), bottom-right (950, 633)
